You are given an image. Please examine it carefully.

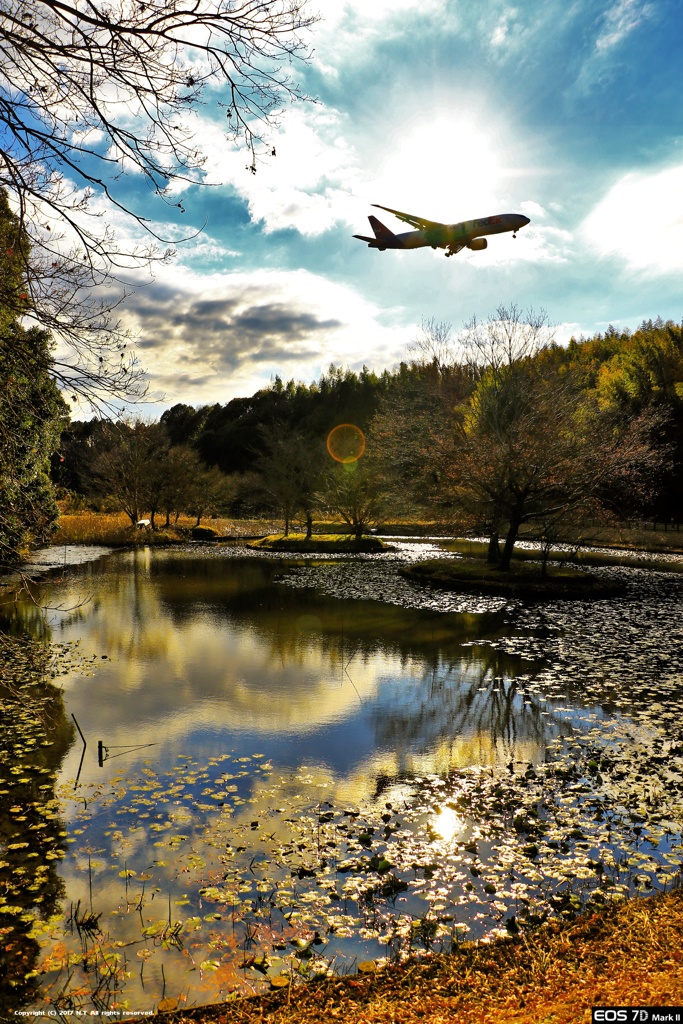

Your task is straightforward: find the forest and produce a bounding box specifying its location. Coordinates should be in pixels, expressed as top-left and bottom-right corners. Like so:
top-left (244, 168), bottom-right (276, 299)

top-left (5, 279), bottom-right (682, 570)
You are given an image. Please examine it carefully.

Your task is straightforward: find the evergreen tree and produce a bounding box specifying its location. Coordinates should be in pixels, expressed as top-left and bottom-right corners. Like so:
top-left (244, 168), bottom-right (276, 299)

top-left (0, 195), bottom-right (66, 564)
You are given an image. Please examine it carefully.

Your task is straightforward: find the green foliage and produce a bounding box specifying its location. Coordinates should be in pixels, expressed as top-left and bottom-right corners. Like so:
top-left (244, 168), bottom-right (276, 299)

top-left (0, 197), bottom-right (66, 563)
top-left (191, 364), bottom-right (389, 474)
top-left (321, 460), bottom-right (389, 539)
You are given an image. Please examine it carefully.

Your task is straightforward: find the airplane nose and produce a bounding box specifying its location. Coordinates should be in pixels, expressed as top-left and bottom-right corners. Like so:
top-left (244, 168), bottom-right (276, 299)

top-left (520, 215), bottom-right (530, 226)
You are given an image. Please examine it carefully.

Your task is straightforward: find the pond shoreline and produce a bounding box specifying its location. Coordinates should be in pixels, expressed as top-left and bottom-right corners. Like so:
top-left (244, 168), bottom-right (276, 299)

top-left (120, 887), bottom-right (683, 1023)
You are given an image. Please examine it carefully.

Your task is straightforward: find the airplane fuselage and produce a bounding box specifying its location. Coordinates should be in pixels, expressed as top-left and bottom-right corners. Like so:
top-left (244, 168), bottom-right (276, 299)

top-left (381, 213), bottom-right (529, 250)
top-left (354, 210), bottom-right (530, 256)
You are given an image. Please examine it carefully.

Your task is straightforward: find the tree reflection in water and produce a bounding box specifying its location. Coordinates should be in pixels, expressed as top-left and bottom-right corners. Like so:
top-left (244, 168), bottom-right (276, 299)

top-left (2, 547), bottom-right (655, 1012)
top-left (370, 646), bottom-right (573, 772)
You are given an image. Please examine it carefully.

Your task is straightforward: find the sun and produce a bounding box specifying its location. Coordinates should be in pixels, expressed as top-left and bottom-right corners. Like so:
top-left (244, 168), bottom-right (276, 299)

top-left (373, 112), bottom-right (509, 221)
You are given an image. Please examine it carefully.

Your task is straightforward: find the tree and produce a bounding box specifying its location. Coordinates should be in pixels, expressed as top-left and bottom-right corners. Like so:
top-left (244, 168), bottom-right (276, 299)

top-left (91, 420), bottom-right (167, 525)
top-left (185, 464), bottom-right (235, 526)
top-left (255, 424), bottom-right (326, 536)
top-left (407, 317), bottom-right (459, 374)
top-left (370, 306), bottom-right (669, 569)
top-left (158, 445), bottom-right (201, 527)
top-left (369, 326), bottom-right (474, 523)
top-left (0, 195), bottom-right (67, 565)
top-left (461, 303), bottom-right (554, 377)
top-left (0, 0), bottom-right (316, 402)
top-left (321, 460), bottom-right (388, 539)
top-left (443, 353), bottom-right (667, 570)
top-left (0, 318), bottom-right (66, 563)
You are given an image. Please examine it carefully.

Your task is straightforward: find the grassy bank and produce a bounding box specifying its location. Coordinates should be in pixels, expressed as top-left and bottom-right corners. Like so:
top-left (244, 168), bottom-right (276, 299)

top-left (122, 888), bottom-right (683, 1024)
top-left (49, 514), bottom-right (683, 563)
top-left (448, 537), bottom-right (683, 572)
top-left (524, 522), bottom-right (683, 555)
top-left (403, 556), bottom-right (626, 599)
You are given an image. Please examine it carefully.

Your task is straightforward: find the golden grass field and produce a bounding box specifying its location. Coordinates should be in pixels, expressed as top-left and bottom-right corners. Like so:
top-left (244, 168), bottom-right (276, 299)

top-left (52, 511), bottom-right (280, 545)
top-left (54, 511), bottom-right (683, 556)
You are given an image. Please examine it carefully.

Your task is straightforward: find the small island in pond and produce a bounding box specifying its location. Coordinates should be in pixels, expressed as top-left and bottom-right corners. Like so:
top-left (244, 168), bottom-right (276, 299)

top-left (402, 557), bottom-right (627, 599)
top-left (248, 533), bottom-right (388, 553)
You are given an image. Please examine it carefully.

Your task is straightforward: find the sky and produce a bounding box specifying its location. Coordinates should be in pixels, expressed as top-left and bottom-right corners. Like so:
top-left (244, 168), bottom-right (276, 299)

top-left (77, 0), bottom-right (683, 414)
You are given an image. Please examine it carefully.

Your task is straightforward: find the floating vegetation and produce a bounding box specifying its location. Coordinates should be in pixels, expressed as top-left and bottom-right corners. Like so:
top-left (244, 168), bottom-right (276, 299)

top-left (21, 702), bottom-right (683, 1015)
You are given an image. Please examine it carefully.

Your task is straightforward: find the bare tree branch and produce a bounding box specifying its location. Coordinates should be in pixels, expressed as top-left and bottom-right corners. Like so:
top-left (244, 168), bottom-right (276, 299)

top-left (0, 0), bottom-right (317, 402)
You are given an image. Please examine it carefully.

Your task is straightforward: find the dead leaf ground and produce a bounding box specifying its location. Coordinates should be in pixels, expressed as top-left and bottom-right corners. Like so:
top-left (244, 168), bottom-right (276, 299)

top-left (123, 889), bottom-right (683, 1024)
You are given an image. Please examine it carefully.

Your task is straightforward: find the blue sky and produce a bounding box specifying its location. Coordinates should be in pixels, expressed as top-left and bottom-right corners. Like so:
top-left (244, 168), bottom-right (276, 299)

top-left (90, 0), bottom-right (683, 413)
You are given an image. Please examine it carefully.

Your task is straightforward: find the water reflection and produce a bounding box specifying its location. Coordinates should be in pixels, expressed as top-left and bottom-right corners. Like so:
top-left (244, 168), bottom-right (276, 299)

top-left (0, 550), bottom-right (561, 788)
top-left (0, 547), bottom-right (622, 1015)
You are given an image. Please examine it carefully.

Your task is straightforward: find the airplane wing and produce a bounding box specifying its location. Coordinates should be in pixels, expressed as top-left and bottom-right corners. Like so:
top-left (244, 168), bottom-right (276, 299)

top-left (371, 204), bottom-right (444, 231)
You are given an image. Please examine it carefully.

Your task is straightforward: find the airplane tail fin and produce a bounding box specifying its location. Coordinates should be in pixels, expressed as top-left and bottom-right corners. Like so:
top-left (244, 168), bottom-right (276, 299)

top-left (353, 215), bottom-right (396, 249)
top-left (368, 215), bottom-right (395, 242)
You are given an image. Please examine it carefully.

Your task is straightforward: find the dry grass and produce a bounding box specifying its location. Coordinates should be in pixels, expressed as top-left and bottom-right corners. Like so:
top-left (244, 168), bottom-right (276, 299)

top-left (123, 889), bottom-right (683, 1024)
top-left (449, 536), bottom-right (683, 572)
top-left (55, 511), bottom-right (142, 545)
top-left (521, 524), bottom-right (683, 555)
top-left (53, 512), bottom-right (281, 546)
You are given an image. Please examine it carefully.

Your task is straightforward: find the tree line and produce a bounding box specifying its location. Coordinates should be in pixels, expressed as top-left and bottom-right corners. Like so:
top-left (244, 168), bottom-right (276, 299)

top-left (48, 309), bottom-right (683, 566)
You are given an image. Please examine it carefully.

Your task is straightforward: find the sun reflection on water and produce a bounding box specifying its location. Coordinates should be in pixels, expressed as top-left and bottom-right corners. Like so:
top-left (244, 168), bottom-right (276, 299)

top-left (431, 804), bottom-right (465, 842)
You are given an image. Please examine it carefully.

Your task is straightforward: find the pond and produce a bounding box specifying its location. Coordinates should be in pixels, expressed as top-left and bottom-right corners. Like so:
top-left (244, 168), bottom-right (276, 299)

top-left (1, 542), bottom-right (683, 1019)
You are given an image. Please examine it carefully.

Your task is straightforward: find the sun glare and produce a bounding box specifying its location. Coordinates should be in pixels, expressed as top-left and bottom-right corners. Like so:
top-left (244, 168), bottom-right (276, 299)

top-left (374, 114), bottom-right (507, 221)
top-left (431, 804), bottom-right (465, 843)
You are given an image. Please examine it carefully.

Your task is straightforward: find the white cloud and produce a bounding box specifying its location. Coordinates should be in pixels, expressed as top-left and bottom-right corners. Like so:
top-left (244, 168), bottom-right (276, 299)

top-left (117, 262), bottom-right (416, 408)
top-left (595, 0), bottom-right (653, 52)
top-left (520, 200), bottom-right (546, 220)
top-left (581, 164), bottom-right (683, 272)
top-left (304, 0), bottom-right (451, 78)
top-left (572, 0), bottom-right (655, 95)
top-left (490, 6), bottom-right (517, 46)
top-left (173, 106), bottom-right (363, 236)
top-left (320, 0), bottom-right (446, 31)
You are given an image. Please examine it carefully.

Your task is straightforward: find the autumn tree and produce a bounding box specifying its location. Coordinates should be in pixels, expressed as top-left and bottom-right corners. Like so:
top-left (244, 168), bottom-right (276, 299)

top-left (321, 460), bottom-right (388, 539)
top-left (158, 446), bottom-right (201, 527)
top-left (185, 465), bottom-right (236, 526)
top-left (370, 306), bottom-right (667, 568)
top-left (461, 303), bottom-right (554, 377)
top-left (255, 424), bottom-right (326, 536)
top-left (444, 347), bottom-right (667, 570)
top-left (91, 420), bottom-right (167, 525)
top-left (368, 322), bottom-right (474, 523)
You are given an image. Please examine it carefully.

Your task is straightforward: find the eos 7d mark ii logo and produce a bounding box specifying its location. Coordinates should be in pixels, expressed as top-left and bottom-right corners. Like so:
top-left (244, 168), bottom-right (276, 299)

top-left (593, 1009), bottom-right (683, 1022)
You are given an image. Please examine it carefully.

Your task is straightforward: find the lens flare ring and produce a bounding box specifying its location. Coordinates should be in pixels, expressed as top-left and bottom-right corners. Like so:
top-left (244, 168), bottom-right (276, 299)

top-left (326, 423), bottom-right (366, 464)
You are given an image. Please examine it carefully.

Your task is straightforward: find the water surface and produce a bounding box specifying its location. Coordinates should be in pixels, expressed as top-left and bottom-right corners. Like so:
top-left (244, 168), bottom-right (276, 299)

top-left (2, 544), bottom-right (682, 1018)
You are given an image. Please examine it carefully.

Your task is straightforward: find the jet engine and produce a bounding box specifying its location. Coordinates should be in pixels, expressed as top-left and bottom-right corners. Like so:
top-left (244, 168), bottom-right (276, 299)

top-left (467, 238), bottom-right (487, 250)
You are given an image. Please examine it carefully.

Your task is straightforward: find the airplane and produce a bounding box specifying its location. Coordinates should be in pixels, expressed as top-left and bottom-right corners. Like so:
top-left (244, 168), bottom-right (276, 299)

top-left (353, 205), bottom-right (530, 257)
